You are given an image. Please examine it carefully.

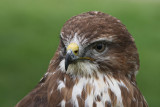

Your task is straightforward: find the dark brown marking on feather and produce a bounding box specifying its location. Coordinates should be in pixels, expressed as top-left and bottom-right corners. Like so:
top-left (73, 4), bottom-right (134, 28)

top-left (86, 83), bottom-right (93, 95)
top-left (81, 88), bottom-right (87, 100)
top-left (120, 85), bottom-right (133, 107)
top-left (65, 74), bottom-right (75, 88)
top-left (103, 76), bottom-right (106, 82)
top-left (96, 95), bottom-right (101, 102)
top-left (93, 102), bottom-right (97, 107)
top-left (60, 74), bottom-right (75, 102)
top-left (75, 78), bottom-right (79, 84)
top-left (108, 88), bottom-right (117, 106)
top-left (94, 72), bottom-right (99, 80)
top-left (77, 96), bottom-right (85, 107)
top-left (65, 101), bottom-right (73, 107)
top-left (105, 101), bottom-right (111, 107)
top-left (61, 87), bottom-right (73, 102)
top-left (101, 92), bottom-right (103, 97)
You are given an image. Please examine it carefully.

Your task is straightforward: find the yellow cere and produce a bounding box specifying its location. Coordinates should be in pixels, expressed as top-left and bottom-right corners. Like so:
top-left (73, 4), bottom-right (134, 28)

top-left (67, 43), bottom-right (79, 56)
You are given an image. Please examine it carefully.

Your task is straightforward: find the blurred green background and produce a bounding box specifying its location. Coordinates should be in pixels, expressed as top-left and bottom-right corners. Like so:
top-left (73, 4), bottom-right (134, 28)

top-left (0, 0), bottom-right (160, 106)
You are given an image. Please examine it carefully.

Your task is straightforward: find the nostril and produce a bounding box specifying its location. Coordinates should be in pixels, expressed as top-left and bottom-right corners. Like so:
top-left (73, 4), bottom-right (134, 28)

top-left (74, 50), bottom-right (78, 54)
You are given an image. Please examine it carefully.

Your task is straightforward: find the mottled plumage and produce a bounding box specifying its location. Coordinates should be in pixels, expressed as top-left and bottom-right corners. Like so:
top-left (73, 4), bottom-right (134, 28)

top-left (16, 11), bottom-right (148, 107)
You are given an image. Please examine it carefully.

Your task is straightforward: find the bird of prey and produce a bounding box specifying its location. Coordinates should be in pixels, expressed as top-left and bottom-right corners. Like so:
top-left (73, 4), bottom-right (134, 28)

top-left (16, 11), bottom-right (148, 107)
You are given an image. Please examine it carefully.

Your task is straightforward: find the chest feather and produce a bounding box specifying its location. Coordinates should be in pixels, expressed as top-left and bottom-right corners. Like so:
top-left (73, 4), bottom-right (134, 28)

top-left (57, 74), bottom-right (127, 107)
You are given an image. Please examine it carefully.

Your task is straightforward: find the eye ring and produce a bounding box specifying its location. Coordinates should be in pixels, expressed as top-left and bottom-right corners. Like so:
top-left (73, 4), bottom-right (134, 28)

top-left (93, 42), bottom-right (106, 53)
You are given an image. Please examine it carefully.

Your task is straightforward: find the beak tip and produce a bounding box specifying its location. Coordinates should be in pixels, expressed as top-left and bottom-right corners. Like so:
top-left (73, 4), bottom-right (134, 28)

top-left (65, 57), bottom-right (70, 71)
top-left (65, 65), bottom-right (68, 71)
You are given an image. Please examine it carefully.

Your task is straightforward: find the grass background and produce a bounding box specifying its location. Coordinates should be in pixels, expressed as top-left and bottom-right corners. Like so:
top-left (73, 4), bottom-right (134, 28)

top-left (0, 0), bottom-right (160, 106)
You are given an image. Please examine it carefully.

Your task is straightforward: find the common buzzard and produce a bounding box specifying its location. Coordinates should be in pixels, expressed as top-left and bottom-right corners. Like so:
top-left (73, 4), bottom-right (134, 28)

top-left (16, 11), bottom-right (148, 107)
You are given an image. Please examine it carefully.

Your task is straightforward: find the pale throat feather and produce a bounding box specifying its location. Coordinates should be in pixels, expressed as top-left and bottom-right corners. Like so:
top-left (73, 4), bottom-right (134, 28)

top-left (59, 59), bottom-right (99, 76)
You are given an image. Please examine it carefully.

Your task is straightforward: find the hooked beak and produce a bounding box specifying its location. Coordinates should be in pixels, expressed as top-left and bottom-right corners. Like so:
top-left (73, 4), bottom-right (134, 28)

top-left (65, 43), bottom-right (79, 71)
top-left (65, 43), bottom-right (95, 71)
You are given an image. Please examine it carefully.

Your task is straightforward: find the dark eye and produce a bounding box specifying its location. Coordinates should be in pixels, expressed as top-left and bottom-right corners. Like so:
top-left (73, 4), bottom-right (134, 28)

top-left (93, 42), bottom-right (106, 52)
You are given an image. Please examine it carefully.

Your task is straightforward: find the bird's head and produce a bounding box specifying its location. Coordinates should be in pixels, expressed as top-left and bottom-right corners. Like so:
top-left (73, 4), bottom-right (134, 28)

top-left (57, 11), bottom-right (139, 78)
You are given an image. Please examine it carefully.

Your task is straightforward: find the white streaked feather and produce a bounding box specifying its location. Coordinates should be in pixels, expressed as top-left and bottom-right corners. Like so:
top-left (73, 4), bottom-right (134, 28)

top-left (57, 71), bottom-right (126, 107)
top-left (60, 100), bottom-right (65, 107)
top-left (105, 75), bottom-right (124, 107)
top-left (57, 80), bottom-right (65, 91)
top-left (119, 80), bottom-right (129, 91)
top-left (71, 78), bottom-right (86, 107)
